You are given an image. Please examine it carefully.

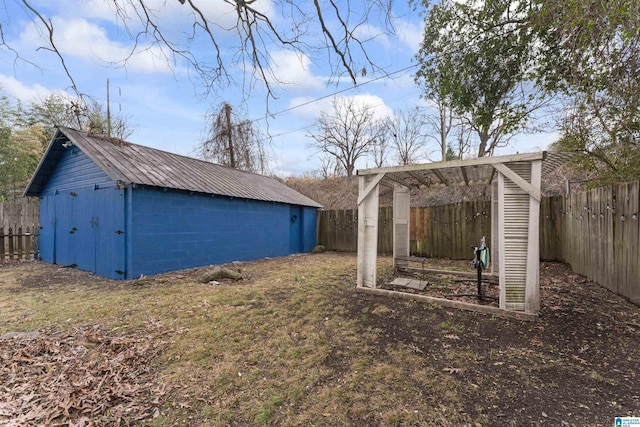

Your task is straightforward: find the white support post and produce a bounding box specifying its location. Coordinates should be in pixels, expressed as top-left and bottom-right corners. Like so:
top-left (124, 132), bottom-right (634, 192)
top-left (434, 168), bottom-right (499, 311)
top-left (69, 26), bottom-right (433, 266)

top-left (357, 174), bottom-right (381, 288)
top-left (497, 172), bottom-right (506, 310)
top-left (525, 160), bottom-right (542, 314)
top-left (491, 179), bottom-right (499, 277)
top-left (393, 184), bottom-right (410, 270)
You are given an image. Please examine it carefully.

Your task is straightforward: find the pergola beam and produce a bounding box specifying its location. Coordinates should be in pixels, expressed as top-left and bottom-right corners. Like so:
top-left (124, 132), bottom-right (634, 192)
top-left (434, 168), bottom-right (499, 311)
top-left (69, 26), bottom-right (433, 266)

top-left (384, 173), bottom-right (413, 188)
top-left (357, 173), bottom-right (385, 206)
top-left (359, 151), bottom-right (546, 176)
top-left (407, 171), bottom-right (431, 188)
top-left (493, 163), bottom-right (541, 202)
top-left (432, 169), bottom-right (450, 186)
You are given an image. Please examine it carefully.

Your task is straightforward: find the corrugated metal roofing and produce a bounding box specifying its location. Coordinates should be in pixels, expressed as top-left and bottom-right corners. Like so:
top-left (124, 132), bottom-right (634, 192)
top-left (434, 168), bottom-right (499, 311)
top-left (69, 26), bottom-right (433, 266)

top-left (24, 127), bottom-right (322, 208)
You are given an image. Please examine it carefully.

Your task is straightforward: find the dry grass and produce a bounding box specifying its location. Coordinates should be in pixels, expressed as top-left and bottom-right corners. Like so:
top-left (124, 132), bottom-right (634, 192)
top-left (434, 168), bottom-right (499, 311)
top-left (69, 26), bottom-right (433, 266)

top-left (1, 254), bottom-right (639, 426)
top-left (0, 255), bottom-right (469, 426)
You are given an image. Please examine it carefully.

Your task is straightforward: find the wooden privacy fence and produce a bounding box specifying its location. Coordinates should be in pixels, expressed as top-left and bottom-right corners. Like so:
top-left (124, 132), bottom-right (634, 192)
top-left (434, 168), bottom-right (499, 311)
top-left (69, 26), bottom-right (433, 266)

top-left (0, 227), bottom-right (37, 261)
top-left (0, 201), bottom-right (39, 261)
top-left (317, 198), bottom-right (563, 259)
top-left (317, 207), bottom-right (394, 254)
top-left (318, 201), bottom-right (498, 259)
top-left (558, 182), bottom-right (640, 305)
top-left (1, 201), bottom-right (39, 230)
top-left (409, 200), bottom-right (492, 259)
top-left (316, 188), bottom-right (640, 304)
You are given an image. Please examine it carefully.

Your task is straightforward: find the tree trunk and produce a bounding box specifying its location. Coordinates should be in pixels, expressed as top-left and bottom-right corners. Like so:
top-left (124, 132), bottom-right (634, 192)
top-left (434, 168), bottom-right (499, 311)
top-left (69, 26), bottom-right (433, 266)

top-left (477, 131), bottom-right (489, 157)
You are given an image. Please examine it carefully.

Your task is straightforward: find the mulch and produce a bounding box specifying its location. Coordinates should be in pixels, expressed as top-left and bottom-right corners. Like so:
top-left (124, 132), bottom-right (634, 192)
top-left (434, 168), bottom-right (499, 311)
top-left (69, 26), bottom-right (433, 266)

top-left (347, 261), bottom-right (640, 426)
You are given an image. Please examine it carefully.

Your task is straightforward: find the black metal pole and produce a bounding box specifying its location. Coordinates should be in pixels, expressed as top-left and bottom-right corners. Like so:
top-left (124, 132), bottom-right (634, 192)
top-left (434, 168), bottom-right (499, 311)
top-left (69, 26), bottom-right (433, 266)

top-left (476, 248), bottom-right (482, 300)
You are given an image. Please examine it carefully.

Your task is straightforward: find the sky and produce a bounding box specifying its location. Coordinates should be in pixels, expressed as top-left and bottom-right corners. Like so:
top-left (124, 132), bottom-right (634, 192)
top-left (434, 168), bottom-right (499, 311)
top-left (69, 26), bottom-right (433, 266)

top-left (0, 0), bottom-right (557, 177)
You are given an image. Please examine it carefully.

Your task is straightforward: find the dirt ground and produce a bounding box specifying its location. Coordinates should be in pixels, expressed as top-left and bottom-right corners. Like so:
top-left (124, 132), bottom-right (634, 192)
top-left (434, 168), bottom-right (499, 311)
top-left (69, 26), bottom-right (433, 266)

top-left (350, 260), bottom-right (640, 425)
top-left (1, 255), bottom-right (639, 426)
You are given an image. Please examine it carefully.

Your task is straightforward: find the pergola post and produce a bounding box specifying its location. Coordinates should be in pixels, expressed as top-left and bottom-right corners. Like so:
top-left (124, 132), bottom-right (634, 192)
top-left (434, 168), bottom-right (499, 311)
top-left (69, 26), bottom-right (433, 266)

top-left (355, 151), bottom-right (556, 318)
top-left (357, 173), bottom-right (382, 288)
top-left (393, 184), bottom-right (410, 270)
top-left (525, 159), bottom-right (542, 313)
top-left (495, 160), bottom-right (543, 312)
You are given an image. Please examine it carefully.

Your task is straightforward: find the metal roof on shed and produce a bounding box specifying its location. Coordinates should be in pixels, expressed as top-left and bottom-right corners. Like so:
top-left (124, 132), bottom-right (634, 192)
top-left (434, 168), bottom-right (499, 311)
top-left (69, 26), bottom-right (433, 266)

top-left (24, 127), bottom-right (322, 208)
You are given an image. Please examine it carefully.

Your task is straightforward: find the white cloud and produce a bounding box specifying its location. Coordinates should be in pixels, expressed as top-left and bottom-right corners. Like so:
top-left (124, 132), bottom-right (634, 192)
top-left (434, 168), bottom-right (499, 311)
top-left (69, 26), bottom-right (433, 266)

top-left (266, 50), bottom-right (324, 91)
top-left (44, 0), bottom-right (276, 36)
top-left (288, 93), bottom-right (393, 122)
top-left (19, 17), bottom-right (174, 74)
top-left (394, 17), bottom-right (423, 53)
top-left (340, 94), bottom-right (394, 120)
top-left (388, 71), bottom-right (420, 90)
top-left (353, 23), bottom-right (391, 50)
top-left (287, 96), bottom-right (333, 121)
top-left (0, 74), bottom-right (51, 101)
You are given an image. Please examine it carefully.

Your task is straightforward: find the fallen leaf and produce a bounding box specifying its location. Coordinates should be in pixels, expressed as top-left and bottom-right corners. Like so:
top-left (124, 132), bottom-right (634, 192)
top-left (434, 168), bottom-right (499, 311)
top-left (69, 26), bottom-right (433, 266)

top-left (442, 367), bottom-right (462, 374)
top-left (408, 343), bottom-right (424, 354)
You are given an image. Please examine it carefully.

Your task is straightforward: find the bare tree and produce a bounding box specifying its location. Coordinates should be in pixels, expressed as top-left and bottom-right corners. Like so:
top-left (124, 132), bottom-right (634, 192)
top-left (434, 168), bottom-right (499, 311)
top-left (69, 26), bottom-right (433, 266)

top-left (386, 107), bottom-right (431, 165)
top-left (308, 97), bottom-right (383, 177)
top-left (451, 116), bottom-right (473, 160)
top-left (29, 93), bottom-right (134, 141)
top-left (423, 95), bottom-right (455, 162)
top-left (370, 122), bottom-right (390, 168)
top-left (6, 1), bottom-right (395, 99)
top-left (198, 102), bottom-right (268, 174)
top-left (314, 155), bottom-right (344, 179)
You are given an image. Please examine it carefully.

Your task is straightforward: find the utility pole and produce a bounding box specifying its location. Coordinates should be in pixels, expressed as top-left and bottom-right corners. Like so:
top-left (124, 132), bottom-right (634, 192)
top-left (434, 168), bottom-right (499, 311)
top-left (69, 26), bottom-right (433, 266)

top-left (224, 103), bottom-right (236, 168)
top-left (106, 78), bottom-right (112, 137)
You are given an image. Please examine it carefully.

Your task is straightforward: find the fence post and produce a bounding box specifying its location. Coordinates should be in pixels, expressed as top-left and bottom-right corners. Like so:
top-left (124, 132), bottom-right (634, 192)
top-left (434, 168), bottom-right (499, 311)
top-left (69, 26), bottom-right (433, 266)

top-left (25, 226), bottom-right (32, 260)
top-left (0, 227), bottom-right (4, 261)
top-left (8, 227), bottom-right (14, 260)
top-left (17, 226), bottom-right (24, 259)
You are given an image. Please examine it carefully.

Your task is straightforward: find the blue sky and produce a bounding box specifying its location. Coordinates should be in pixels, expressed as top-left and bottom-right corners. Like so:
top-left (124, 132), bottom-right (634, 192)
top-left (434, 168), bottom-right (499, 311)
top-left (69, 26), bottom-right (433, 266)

top-left (0, 0), bottom-right (555, 177)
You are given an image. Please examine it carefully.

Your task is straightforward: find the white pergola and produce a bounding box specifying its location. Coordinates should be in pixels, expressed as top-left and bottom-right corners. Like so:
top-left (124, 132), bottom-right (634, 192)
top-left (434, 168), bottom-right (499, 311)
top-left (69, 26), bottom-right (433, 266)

top-left (356, 151), bottom-right (570, 318)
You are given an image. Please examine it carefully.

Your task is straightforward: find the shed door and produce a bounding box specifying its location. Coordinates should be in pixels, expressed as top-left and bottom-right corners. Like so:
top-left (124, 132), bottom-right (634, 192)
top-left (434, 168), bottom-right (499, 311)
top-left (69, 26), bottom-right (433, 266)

top-left (38, 196), bottom-right (57, 263)
top-left (289, 206), bottom-right (303, 253)
top-left (93, 188), bottom-right (125, 279)
top-left (54, 191), bottom-right (78, 267)
top-left (49, 187), bottom-right (125, 279)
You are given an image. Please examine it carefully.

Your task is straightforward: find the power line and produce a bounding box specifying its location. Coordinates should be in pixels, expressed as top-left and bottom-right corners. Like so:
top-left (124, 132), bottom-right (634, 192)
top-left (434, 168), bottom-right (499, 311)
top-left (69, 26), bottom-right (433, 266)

top-left (249, 63), bottom-right (420, 125)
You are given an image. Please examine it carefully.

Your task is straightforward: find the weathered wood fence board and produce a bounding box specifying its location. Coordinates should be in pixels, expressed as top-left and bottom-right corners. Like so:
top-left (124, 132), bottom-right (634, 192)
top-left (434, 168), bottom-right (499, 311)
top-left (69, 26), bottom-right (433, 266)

top-left (0, 201), bottom-right (40, 261)
top-left (0, 227), bottom-right (37, 261)
top-left (539, 196), bottom-right (563, 261)
top-left (318, 201), bottom-right (496, 258)
top-left (1, 201), bottom-right (39, 230)
top-left (560, 182), bottom-right (640, 304)
top-left (317, 188), bottom-right (640, 305)
top-left (409, 201), bottom-right (492, 259)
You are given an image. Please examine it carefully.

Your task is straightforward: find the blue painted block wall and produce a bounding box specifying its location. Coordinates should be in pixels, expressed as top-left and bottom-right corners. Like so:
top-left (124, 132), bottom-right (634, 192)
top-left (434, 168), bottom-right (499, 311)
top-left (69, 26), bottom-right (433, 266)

top-left (301, 206), bottom-right (317, 253)
top-left (40, 146), bottom-right (115, 196)
top-left (126, 186), bottom-right (315, 278)
top-left (36, 144), bottom-right (318, 280)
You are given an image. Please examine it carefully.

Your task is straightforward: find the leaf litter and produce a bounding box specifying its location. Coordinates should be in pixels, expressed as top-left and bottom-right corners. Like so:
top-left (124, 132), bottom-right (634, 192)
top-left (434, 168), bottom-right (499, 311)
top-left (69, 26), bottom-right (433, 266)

top-left (0, 322), bottom-right (168, 426)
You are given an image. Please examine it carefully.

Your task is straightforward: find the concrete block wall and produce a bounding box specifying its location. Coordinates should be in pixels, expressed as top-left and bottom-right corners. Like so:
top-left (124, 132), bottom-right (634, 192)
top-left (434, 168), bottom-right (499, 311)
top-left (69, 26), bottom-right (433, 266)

top-left (128, 186), bottom-right (293, 277)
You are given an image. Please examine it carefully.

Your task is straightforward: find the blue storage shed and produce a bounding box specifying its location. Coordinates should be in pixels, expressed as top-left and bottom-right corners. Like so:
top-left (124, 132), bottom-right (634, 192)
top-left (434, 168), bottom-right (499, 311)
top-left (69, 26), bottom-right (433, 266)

top-left (24, 127), bottom-right (321, 280)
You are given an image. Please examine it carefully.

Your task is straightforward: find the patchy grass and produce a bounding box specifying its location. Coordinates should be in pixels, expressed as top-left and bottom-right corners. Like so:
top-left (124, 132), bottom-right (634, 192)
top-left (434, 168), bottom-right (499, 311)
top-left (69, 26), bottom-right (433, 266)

top-left (1, 254), bottom-right (639, 426)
